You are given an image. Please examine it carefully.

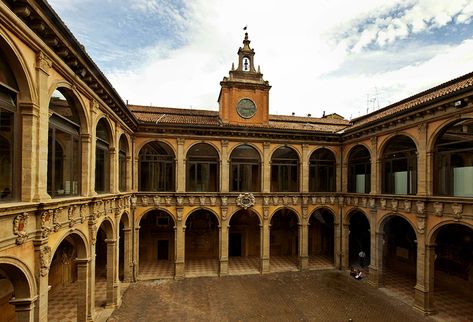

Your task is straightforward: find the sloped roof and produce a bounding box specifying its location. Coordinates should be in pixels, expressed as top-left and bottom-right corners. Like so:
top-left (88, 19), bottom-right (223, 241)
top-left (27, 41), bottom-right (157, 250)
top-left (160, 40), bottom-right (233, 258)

top-left (129, 105), bottom-right (350, 133)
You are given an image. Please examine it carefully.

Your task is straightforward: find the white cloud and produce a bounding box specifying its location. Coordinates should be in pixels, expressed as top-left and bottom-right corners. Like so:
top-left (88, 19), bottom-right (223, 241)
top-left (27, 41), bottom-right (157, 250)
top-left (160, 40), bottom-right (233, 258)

top-left (52, 0), bottom-right (473, 119)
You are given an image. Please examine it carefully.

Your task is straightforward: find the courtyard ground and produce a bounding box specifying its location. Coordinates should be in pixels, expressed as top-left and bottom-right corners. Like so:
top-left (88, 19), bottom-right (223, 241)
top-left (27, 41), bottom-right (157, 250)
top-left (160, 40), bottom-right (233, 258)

top-left (108, 270), bottom-right (434, 322)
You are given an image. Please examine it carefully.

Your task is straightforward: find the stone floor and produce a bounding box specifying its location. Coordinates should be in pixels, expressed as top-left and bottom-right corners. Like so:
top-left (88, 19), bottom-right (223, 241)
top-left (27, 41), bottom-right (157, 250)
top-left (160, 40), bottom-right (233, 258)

top-left (109, 270), bottom-right (433, 322)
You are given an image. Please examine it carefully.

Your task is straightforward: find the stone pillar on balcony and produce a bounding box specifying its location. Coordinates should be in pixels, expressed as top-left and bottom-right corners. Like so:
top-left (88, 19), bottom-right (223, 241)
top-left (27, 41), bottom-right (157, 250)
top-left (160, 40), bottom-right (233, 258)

top-left (301, 144), bottom-right (309, 192)
top-left (87, 239), bottom-right (96, 320)
top-left (109, 147), bottom-right (117, 194)
top-left (33, 52), bottom-right (52, 202)
top-left (174, 208), bottom-right (185, 278)
top-left (133, 225), bottom-right (140, 281)
top-left (334, 222), bottom-right (342, 269)
top-left (261, 207), bottom-right (270, 273)
top-left (176, 138), bottom-right (185, 193)
top-left (221, 140), bottom-right (229, 193)
top-left (262, 142), bottom-right (271, 193)
top-left (370, 136), bottom-right (379, 194)
top-left (219, 207), bottom-right (229, 275)
top-left (417, 122), bottom-right (428, 196)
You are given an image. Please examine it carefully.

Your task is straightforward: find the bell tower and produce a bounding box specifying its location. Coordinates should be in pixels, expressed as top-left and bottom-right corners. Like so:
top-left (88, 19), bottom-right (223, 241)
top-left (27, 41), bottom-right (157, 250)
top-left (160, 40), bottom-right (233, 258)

top-left (218, 32), bottom-right (271, 125)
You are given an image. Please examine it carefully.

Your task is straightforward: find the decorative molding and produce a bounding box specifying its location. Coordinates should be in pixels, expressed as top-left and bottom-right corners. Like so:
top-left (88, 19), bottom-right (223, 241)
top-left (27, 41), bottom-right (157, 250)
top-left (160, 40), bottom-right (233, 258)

top-left (236, 193), bottom-right (256, 210)
top-left (40, 246), bottom-right (52, 277)
top-left (391, 199), bottom-right (398, 212)
top-left (330, 196), bottom-right (336, 205)
top-left (369, 198), bottom-right (375, 209)
top-left (416, 201), bottom-right (425, 215)
top-left (263, 196), bottom-right (270, 206)
top-left (221, 196), bottom-right (228, 207)
top-left (176, 208), bottom-right (183, 221)
top-left (13, 213), bottom-right (29, 245)
top-left (221, 207), bottom-right (228, 221)
top-left (272, 196), bottom-right (279, 206)
top-left (40, 210), bottom-right (52, 238)
top-left (199, 196), bottom-right (206, 206)
top-left (165, 196), bottom-right (172, 206)
top-left (451, 203), bottom-right (463, 221)
top-left (416, 214), bottom-right (426, 234)
top-left (433, 202), bottom-right (443, 217)
top-left (320, 196), bottom-right (326, 205)
top-left (292, 196), bottom-right (298, 205)
top-left (263, 207), bottom-right (269, 220)
top-left (141, 195), bottom-right (148, 206)
top-left (188, 196), bottom-right (195, 206)
top-left (403, 200), bottom-right (411, 212)
top-left (35, 51), bottom-right (52, 73)
top-left (380, 199), bottom-right (387, 210)
top-left (153, 196), bottom-right (160, 206)
top-left (177, 196), bottom-right (184, 206)
top-left (210, 197), bottom-right (217, 206)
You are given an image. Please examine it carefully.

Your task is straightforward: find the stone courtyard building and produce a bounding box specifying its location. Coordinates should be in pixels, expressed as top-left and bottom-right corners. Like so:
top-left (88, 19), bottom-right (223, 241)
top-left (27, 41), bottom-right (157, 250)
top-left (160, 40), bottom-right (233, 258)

top-left (0, 0), bottom-right (472, 321)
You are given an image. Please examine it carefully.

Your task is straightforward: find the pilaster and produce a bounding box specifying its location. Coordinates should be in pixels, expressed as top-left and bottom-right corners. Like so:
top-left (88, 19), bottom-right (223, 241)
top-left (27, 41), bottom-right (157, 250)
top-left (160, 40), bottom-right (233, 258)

top-left (9, 297), bottom-right (37, 322)
top-left (301, 144), bottom-right (309, 192)
top-left (176, 138), bottom-right (185, 192)
top-left (220, 140), bottom-right (229, 193)
top-left (34, 52), bottom-right (52, 201)
top-left (75, 258), bottom-right (90, 322)
top-left (298, 216), bottom-right (309, 270)
top-left (33, 239), bottom-right (49, 322)
top-left (122, 228), bottom-right (133, 282)
top-left (261, 208), bottom-right (270, 273)
top-left (105, 238), bottom-right (118, 307)
top-left (368, 231), bottom-right (384, 287)
top-left (370, 136), bottom-right (378, 194)
top-left (174, 208), bottom-right (185, 278)
top-left (262, 142), bottom-right (271, 193)
top-left (413, 237), bottom-right (436, 315)
top-left (341, 223), bottom-right (350, 269)
top-left (219, 207), bottom-right (229, 275)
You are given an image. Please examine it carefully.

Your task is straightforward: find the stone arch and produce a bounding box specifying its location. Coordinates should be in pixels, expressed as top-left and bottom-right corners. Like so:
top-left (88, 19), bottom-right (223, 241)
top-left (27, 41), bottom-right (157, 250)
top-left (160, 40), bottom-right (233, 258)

top-left (343, 142), bottom-right (372, 164)
top-left (228, 208), bottom-right (262, 225)
top-left (343, 207), bottom-right (371, 227)
top-left (307, 146), bottom-right (338, 162)
top-left (136, 138), bottom-right (177, 157)
top-left (0, 256), bottom-right (36, 298)
top-left (378, 133), bottom-right (420, 157)
top-left (50, 229), bottom-right (89, 260)
top-left (377, 212), bottom-right (418, 237)
top-left (183, 207), bottom-right (221, 226)
top-left (269, 206), bottom-right (301, 224)
top-left (308, 207), bottom-right (336, 268)
top-left (96, 216), bottom-right (116, 240)
top-left (118, 210), bottom-right (131, 228)
top-left (427, 116), bottom-right (473, 153)
top-left (136, 207), bottom-right (177, 227)
top-left (95, 116), bottom-right (115, 147)
top-left (48, 81), bottom-right (90, 133)
top-left (269, 144), bottom-right (302, 160)
top-left (0, 30), bottom-right (34, 102)
top-left (228, 142), bottom-right (263, 160)
top-left (428, 220), bottom-right (473, 245)
top-left (185, 141), bottom-right (221, 160)
top-left (346, 208), bottom-right (371, 267)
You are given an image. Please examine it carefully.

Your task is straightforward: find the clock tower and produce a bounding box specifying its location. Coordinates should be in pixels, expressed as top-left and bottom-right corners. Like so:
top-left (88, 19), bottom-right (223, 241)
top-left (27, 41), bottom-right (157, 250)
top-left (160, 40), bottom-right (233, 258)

top-left (218, 32), bottom-right (271, 125)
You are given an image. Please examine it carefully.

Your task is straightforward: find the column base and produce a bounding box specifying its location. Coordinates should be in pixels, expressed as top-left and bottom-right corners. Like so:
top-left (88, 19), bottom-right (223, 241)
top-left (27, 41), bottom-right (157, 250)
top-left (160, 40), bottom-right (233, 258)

top-left (413, 284), bottom-right (435, 315)
top-left (299, 256), bottom-right (309, 271)
top-left (174, 261), bottom-right (185, 279)
top-left (367, 266), bottom-right (383, 288)
top-left (261, 258), bottom-right (270, 274)
top-left (219, 259), bottom-right (228, 276)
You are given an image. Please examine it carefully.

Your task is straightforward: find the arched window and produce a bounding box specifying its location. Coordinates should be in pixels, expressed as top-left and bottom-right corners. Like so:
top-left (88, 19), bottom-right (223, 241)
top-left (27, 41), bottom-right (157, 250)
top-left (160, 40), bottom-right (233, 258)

top-left (139, 141), bottom-right (175, 192)
top-left (230, 144), bottom-right (260, 192)
top-left (47, 89), bottom-right (81, 197)
top-left (382, 136), bottom-right (417, 195)
top-left (243, 57), bottom-right (250, 71)
top-left (434, 119), bottom-right (473, 196)
top-left (348, 145), bottom-right (371, 193)
top-left (271, 146), bottom-right (299, 192)
top-left (0, 49), bottom-right (18, 201)
top-left (186, 143), bottom-right (219, 192)
top-left (309, 148), bottom-right (336, 192)
top-left (95, 119), bottom-right (111, 193)
top-left (118, 135), bottom-right (128, 192)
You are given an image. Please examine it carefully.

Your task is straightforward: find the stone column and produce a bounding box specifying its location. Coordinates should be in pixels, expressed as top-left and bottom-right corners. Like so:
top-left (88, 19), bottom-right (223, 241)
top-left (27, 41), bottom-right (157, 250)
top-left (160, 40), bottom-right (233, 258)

top-left (261, 208), bottom-right (270, 273)
top-left (219, 207), bottom-right (229, 275)
top-left (174, 208), bottom-right (185, 278)
top-left (81, 134), bottom-right (92, 196)
top-left (33, 240), bottom-right (49, 322)
top-left (298, 213), bottom-right (309, 270)
top-left (105, 239), bottom-right (118, 307)
top-left (220, 140), bottom-right (229, 193)
top-left (417, 122), bottom-right (427, 196)
top-left (370, 137), bottom-right (378, 194)
top-left (33, 52), bottom-right (52, 202)
top-left (368, 231), bottom-right (384, 287)
top-left (87, 238), bottom-right (96, 320)
top-left (333, 222), bottom-right (342, 269)
top-left (10, 297), bottom-right (36, 322)
top-left (341, 223), bottom-right (350, 269)
top-left (301, 144), bottom-right (309, 192)
top-left (132, 155), bottom-right (139, 192)
top-left (262, 142), bottom-right (271, 193)
top-left (133, 225), bottom-right (140, 280)
top-left (176, 138), bottom-right (186, 193)
top-left (122, 228), bottom-right (133, 282)
top-left (75, 258), bottom-right (90, 322)
top-left (109, 147), bottom-right (117, 193)
top-left (414, 238), bottom-right (435, 315)
top-left (425, 152), bottom-right (434, 196)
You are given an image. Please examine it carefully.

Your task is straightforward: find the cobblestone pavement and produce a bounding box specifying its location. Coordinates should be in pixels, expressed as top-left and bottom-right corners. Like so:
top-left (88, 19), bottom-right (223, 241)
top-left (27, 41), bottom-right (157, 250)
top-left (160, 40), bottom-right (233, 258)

top-left (109, 270), bottom-right (433, 322)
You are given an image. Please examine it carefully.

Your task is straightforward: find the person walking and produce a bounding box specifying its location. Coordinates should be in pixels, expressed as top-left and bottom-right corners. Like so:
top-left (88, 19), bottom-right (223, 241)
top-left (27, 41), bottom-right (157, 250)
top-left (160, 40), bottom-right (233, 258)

top-left (358, 250), bottom-right (366, 268)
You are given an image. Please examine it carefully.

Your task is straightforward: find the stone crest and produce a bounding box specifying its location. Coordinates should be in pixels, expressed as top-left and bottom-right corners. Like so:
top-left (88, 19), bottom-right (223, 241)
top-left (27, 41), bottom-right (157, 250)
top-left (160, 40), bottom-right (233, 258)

top-left (13, 213), bottom-right (29, 245)
top-left (40, 246), bottom-right (52, 277)
top-left (236, 193), bottom-right (256, 209)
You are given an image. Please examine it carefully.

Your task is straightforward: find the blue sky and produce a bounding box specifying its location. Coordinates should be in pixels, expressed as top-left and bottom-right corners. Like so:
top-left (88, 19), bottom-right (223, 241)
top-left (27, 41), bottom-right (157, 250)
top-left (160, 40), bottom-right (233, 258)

top-left (49, 0), bottom-right (473, 119)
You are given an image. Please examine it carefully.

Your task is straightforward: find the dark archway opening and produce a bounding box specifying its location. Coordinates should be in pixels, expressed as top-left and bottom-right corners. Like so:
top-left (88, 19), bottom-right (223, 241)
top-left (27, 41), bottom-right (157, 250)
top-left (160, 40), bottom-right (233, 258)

top-left (348, 211), bottom-right (370, 268)
top-left (270, 209), bottom-right (299, 271)
top-left (228, 210), bottom-right (260, 274)
top-left (139, 210), bottom-right (175, 279)
top-left (309, 208), bottom-right (334, 268)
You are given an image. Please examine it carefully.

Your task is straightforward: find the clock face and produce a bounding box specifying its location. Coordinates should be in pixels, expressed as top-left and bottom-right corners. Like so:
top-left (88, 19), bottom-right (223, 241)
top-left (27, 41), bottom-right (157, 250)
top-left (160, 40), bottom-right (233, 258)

top-left (237, 98), bottom-right (256, 119)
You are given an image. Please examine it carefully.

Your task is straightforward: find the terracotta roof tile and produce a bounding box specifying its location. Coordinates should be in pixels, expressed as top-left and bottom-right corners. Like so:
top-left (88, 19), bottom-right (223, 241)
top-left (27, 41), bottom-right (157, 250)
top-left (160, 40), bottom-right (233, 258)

top-left (129, 104), bottom-right (349, 133)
